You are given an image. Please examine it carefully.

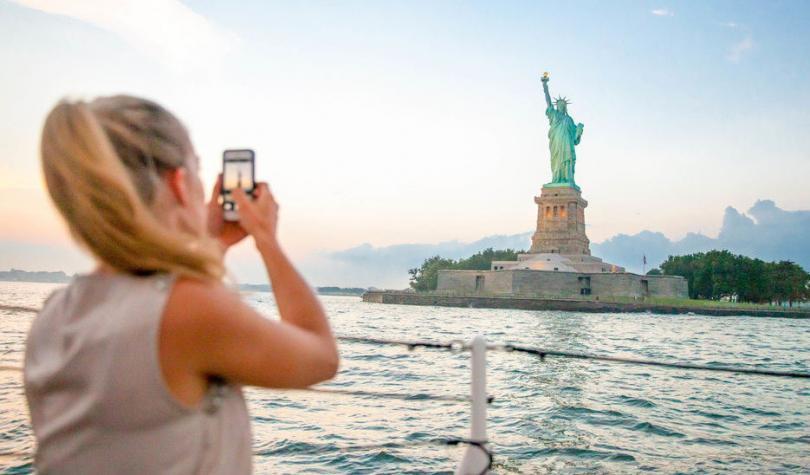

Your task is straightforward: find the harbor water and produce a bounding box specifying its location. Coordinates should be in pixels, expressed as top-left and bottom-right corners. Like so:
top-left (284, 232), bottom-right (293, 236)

top-left (1, 281), bottom-right (808, 473)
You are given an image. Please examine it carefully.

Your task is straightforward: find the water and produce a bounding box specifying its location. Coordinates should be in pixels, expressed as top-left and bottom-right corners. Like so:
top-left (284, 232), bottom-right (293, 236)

top-left (1, 281), bottom-right (809, 473)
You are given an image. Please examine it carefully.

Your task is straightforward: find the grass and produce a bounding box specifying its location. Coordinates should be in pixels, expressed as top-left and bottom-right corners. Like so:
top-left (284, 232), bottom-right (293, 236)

top-left (599, 295), bottom-right (809, 312)
top-left (409, 290), bottom-right (810, 313)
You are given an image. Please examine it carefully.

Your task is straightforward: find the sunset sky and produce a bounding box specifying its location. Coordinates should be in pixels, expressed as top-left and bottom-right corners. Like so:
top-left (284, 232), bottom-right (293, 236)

top-left (1, 1), bottom-right (809, 286)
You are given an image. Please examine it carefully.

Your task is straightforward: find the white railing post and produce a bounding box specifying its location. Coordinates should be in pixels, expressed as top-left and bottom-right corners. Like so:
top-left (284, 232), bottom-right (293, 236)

top-left (456, 335), bottom-right (489, 474)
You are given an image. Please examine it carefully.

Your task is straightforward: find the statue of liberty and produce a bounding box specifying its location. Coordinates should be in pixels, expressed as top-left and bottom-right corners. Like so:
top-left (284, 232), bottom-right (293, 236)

top-left (541, 72), bottom-right (584, 189)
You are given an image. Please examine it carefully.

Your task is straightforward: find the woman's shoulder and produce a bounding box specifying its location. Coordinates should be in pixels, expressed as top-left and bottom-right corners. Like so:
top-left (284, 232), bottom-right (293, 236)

top-left (168, 277), bottom-right (239, 310)
top-left (31, 276), bottom-right (90, 327)
top-left (159, 277), bottom-right (257, 383)
top-left (41, 284), bottom-right (69, 312)
top-left (28, 285), bottom-right (70, 344)
top-left (163, 277), bottom-right (246, 335)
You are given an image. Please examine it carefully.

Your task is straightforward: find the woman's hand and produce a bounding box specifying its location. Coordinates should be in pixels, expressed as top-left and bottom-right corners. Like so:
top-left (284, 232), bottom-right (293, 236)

top-left (232, 182), bottom-right (279, 249)
top-left (207, 174), bottom-right (249, 251)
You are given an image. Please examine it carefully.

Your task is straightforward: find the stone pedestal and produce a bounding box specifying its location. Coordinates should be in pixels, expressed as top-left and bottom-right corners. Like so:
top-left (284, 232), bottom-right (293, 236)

top-left (529, 185), bottom-right (590, 255)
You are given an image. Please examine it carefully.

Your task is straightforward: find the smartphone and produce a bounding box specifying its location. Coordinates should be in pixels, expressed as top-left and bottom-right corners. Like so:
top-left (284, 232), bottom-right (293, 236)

top-left (221, 149), bottom-right (255, 222)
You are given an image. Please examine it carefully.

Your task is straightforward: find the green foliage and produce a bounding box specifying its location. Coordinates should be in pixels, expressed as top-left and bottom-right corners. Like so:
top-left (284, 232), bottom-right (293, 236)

top-left (646, 268), bottom-right (662, 275)
top-left (408, 256), bottom-right (456, 292)
top-left (659, 250), bottom-right (810, 305)
top-left (409, 248), bottom-right (523, 291)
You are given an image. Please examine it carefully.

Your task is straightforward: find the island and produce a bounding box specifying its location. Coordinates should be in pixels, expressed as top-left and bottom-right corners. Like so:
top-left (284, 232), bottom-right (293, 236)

top-left (362, 73), bottom-right (809, 318)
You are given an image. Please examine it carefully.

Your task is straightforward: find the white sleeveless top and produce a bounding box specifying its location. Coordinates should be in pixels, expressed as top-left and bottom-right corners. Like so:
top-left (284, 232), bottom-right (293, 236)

top-left (24, 273), bottom-right (253, 474)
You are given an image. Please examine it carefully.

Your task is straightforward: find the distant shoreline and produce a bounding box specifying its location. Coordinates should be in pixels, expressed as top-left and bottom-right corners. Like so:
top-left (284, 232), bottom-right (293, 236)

top-left (0, 269), bottom-right (71, 283)
top-left (0, 269), bottom-right (367, 297)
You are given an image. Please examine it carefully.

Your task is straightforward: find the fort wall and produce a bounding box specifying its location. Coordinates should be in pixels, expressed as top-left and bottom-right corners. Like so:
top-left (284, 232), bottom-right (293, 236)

top-left (436, 269), bottom-right (688, 299)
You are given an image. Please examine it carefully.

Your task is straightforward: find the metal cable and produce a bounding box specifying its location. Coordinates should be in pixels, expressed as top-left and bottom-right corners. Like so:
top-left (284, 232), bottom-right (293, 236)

top-left (488, 344), bottom-right (810, 379)
top-left (4, 338), bottom-right (808, 379)
top-left (337, 335), bottom-right (467, 352)
top-left (0, 450), bottom-right (30, 458)
top-left (276, 387), bottom-right (494, 403)
top-left (0, 367), bottom-right (493, 403)
top-left (5, 304), bottom-right (808, 379)
top-left (0, 305), bottom-right (37, 314)
top-left (339, 336), bottom-right (810, 380)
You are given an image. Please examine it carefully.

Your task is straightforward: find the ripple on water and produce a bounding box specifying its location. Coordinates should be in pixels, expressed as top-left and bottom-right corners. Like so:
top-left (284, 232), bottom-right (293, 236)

top-left (738, 406), bottom-right (782, 417)
top-left (527, 447), bottom-right (637, 463)
top-left (758, 421), bottom-right (804, 430)
top-left (693, 410), bottom-right (740, 421)
top-left (683, 437), bottom-right (740, 447)
top-left (628, 421), bottom-right (685, 438)
top-left (613, 395), bottom-right (656, 408)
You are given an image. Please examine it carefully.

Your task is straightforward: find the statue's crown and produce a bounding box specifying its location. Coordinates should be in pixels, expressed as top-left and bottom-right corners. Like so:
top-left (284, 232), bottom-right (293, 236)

top-left (554, 95), bottom-right (571, 105)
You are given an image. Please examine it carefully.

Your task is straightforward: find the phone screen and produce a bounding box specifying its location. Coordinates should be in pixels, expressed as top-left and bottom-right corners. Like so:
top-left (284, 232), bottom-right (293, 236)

top-left (222, 149), bottom-right (255, 217)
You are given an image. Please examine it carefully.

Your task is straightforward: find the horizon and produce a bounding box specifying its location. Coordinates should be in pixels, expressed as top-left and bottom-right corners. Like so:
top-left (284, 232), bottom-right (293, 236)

top-left (1, 1), bottom-right (809, 287)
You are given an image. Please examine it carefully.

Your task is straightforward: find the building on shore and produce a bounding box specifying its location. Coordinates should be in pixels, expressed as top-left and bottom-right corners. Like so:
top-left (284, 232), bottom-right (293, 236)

top-left (437, 184), bottom-right (687, 299)
top-left (436, 74), bottom-right (687, 300)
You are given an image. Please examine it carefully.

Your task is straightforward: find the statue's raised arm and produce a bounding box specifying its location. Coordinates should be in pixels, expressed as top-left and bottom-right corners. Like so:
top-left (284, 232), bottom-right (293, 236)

top-left (541, 72), bottom-right (553, 110)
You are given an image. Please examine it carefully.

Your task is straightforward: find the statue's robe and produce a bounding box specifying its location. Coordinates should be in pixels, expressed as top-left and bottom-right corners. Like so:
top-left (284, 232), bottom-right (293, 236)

top-left (546, 106), bottom-right (580, 184)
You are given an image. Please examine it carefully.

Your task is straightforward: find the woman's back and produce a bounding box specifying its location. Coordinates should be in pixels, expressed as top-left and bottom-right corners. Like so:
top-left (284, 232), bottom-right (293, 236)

top-left (24, 273), bottom-right (252, 474)
top-left (26, 95), bottom-right (337, 472)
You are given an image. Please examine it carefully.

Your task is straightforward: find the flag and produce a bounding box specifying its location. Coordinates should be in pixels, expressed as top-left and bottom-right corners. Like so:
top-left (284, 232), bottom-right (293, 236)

top-left (643, 255), bottom-right (647, 265)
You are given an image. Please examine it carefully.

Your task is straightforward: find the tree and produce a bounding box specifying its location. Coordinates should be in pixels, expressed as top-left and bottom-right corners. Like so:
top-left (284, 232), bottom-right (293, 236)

top-left (660, 253), bottom-right (701, 298)
top-left (765, 260), bottom-right (810, 307)
top-left (660, 251), bottom-right (809, 304)
top-left (408, 256), bottom-right (455, 292)
top-left (409, 248), bottom-right (524, 291)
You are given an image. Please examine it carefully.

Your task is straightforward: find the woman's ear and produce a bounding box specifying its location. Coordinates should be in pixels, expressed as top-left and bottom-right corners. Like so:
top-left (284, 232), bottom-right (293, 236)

top-left (166, 168), bottom-right (189, 206)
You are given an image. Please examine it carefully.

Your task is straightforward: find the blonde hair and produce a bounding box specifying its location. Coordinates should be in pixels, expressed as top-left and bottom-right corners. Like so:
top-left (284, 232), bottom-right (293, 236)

top-left (41, 95), bottom-right (224, 280)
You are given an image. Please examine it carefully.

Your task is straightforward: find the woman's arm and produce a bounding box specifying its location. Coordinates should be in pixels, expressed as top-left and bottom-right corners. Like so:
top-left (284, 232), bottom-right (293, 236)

top-left (256, 240), bottom-right (335, 339)
top-left (163, 279), bottom-right (338, 390)
top-left (160, 183), bottom-right (338, 401)
top-left (239, 184), bottom-right (335, 343)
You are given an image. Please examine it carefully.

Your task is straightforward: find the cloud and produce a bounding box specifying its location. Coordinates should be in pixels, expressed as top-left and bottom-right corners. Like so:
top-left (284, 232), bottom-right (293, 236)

top-left (651, 8), bottom-right (675, 17)
top-left (726, 36), bottom-right (753, 63)
top-left (593, 200), bottom-right (810, 273)
top-left (299, 233), bottom-right (532, 289)
top-left (9, 0), bottom-right (238, 74)
top-left (299, 199), bottom-right (810, 287)
top-left (721, 21), bottom-right (740, 28)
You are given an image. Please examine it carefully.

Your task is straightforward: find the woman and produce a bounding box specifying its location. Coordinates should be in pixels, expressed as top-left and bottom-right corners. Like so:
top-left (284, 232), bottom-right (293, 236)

top-left (24, 95), bottom-right (339, 474)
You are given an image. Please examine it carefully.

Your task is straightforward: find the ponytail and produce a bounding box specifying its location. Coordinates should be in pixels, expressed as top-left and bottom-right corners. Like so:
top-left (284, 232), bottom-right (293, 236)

top-left (41, 97), bottom-right (224, 280)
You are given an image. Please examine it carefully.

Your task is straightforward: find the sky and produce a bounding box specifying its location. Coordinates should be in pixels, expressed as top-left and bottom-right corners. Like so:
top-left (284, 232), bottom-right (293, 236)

top-left (1, 0), bottom-right (809, 286)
